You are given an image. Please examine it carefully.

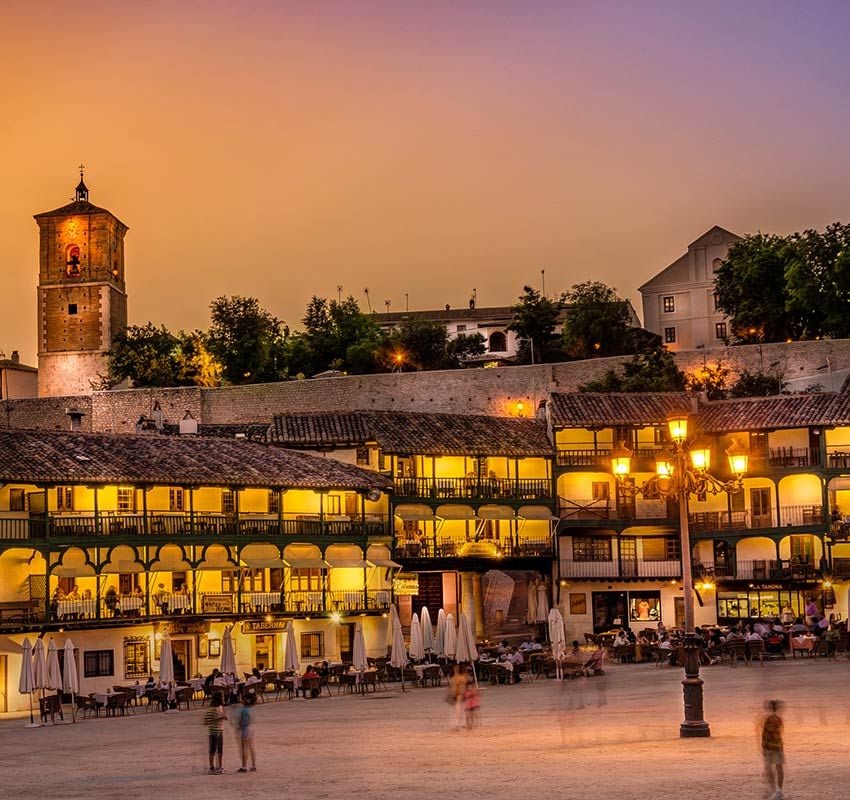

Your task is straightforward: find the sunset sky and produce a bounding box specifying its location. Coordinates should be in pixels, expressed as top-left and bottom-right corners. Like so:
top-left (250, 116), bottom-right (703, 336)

top-left (2, 0), bottom-right (850, 364)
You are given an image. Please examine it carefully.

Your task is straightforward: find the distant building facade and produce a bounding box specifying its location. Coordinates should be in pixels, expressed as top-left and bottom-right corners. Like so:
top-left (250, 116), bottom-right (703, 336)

top-left (639, 226), bottom-right (741, 352)
top-left (0, 351), bottom-right (38, 399)
top-left (35, 172), bottom-right (128, 397)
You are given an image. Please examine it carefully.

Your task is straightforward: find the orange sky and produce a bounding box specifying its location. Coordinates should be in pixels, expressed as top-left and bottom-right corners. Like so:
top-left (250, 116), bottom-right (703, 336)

top-left (2, 1), bottom-right (850, 364)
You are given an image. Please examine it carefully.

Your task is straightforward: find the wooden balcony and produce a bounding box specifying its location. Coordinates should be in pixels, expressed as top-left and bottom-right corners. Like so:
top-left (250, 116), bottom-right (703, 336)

top-left (395, 535), bottom-right (552, 560)
top-left (558, 497), bottom-right (674, 523)
top-left (695, 558), bottom-right (822, 582)
top-left (394, 477), bottom-right (552, 502)
top-left (0, 512), bottom-right (390, 541)
top-left (555, 447), bottom-right (665, 470)
top-left (688, 505), bottom-right (824, 535)
top-left (559, 557), bottom-right (681, 580)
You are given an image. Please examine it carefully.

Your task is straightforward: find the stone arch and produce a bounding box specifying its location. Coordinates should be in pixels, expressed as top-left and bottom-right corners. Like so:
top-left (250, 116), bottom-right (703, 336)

top-left (488, 331), bottom-right (507, 352)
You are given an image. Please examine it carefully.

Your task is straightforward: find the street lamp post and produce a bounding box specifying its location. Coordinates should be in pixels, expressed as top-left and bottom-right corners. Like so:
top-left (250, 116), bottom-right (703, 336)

top-left (611, 413), bottom-right (748, 739)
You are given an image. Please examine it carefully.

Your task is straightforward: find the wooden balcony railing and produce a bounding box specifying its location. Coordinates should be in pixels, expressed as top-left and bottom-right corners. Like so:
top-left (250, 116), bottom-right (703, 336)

top-left (394, 477), bottom-right (552, 501)
top-left (695, 559), bottom-right (821, 581)
top-left (0, 513), bottom-right (390, 541)
top-left (688, 505), bottom-right (824, 534)
top-left (559, 558), bottom-right (681, 579)
top-left (395, 536), bottom-right (552, 559)
top-left (558, 497), bottom-right (673, 522)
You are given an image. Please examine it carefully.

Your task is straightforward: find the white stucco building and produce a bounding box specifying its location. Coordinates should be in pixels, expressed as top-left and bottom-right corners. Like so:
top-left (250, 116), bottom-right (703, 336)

top-left (639, 226), bottom-right (742, 352)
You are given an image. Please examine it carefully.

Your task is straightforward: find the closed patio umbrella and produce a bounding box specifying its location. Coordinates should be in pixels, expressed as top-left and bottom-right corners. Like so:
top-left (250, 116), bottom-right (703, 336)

top-left (434, 609), bottom-right (447, 659)
top-left (284, 619), bottom-right (300, 672)
top-left (389, 615), bottom-right (407, 692)
top-left (548, 607), bottom-right (567, 679)
top-left (32, 638), bottom-right (48, 700)
top-left (46, 639), bottom-right (62, 692)
top-left (159, 634), bottom-right (175, 684)
top-left (18, 638), bottom-right (37, 727)
top-left (527, 579), bottom-right (538, 624)
top-left (409, 613), bottom-right (425, 661)
top-left (63, 639), bottom-right (79, 723)
top-left (386, 603), bottom-right (400, 650)
top-left (352, 622), bottom-right (368, 672)
top-left (455, 613), bottom-right (478, 686)
top-left (220, 626), bottom-right (237, 676)
top-left (536, 581), bottom-right (550, 625)
top-left (420, 606), bottom-right (434, 658)
top-left (444, 613), bottom-right (457, 659)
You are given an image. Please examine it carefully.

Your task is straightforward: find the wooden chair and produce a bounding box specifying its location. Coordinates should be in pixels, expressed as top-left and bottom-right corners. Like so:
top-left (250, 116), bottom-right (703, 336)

top-left (814, 638), bottom-right (834, 660)
top-left (746, 639), bottom-right (765, 666)
top-left (106, 693), bottom-right (127, 717)
top-left (39, 694), bottom-right (64, 724)
top-left (74, 694), bottom-right (96, 720)
top-left (614, 644), bottom-right (635, 664)
top-left (726, 639), bottom-right (746, 667)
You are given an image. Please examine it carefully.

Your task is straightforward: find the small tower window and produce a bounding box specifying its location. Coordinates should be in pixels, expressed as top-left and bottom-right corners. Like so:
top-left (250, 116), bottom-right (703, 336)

top-left (68, 304), bottom-right (78, 315)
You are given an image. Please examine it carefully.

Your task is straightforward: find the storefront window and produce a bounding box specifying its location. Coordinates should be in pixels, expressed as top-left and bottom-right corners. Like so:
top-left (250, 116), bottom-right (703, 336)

top-left (629, 591), bottom-right (661, 622)
top-left (718, 590), bottom-right (808, 623)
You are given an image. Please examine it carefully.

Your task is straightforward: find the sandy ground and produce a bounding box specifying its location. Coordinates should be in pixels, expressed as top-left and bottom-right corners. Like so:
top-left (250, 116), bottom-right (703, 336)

top-left (1, 659), bottom-right (847, 799)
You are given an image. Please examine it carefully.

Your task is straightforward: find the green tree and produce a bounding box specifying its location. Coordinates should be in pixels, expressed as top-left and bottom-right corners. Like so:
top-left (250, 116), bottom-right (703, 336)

top-left (562, 281), bottom-right (635, 358)
top-left (207, 296), bottom-right (286, 384)
top-left (715, 234), bottom-right (798, 342)
top-left (785, 223), bottom-right (850, 340)
top-left (107, 323), bottom-right (185, 387)
top-left (507, 286), bottom-right (565, 363)
top-left (389, 320), bottom-right (452, 371)
top-left (447, 332), bottom-right (487, 364)
top-left (728, 369), bottom-right (784, 397)
top-left (177, 331), bottom-right (222, 387)
top-left (684, 360), bottom-right (730, 400)
top-left (580, 346), bottom-right (685, 393)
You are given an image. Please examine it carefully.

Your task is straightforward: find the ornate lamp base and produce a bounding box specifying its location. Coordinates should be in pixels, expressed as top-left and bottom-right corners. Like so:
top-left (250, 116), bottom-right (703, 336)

top-left (680, 633), bottom-right (710, 738)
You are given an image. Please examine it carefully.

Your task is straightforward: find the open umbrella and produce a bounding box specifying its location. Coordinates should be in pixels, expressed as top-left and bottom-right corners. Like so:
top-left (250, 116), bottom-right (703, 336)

top-left (409, 613), bottom-right (425, 661)
top-left (420, 606), bottom-right (434, 658)
top-left (220, 626), bottom-right (237, 676)
top-left (32, 638), bottom-right (48, 700)
top-left (527, 579), bottom-right (538, 624)
top-left (548, 607), bottom-right (567, 679)
top-left (352, 622), bottom-right (368, 672)
top-left (434, 609), bottom-right (447, 659)
top-left (46, 639), bottom-right (62, 693)
top-left (386, 603), bottom-right (400, 650)
top-left (389, 614), bottom-right (407, 692)
top-left (62, 639), bottom-right (79, 723)
top-left (444, 613), bottom-right (457, 659)
top-left (284, 619), bottom-right (300, 672)
top-left (18, 638), bottom-right (38, 727)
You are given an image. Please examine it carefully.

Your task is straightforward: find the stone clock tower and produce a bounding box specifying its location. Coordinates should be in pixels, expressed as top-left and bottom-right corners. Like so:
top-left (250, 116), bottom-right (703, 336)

top-left (34, 170), bottom-right (128, 397)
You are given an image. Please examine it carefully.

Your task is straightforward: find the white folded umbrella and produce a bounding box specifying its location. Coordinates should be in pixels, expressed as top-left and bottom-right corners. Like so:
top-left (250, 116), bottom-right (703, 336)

top-left (46, 639), bottom-right (62, 691)
top-left (32, 638), bottom-right (48, 697)
top-left (444, 613), bottom-right (457, 659)
top-left (420, 606), bottom-right (435, 655)
top-left (535, 582), bottom-right (550, 624)
top-left (386, 603), bottom-right (400, 648)
top-left (389, 615), bottom-right (408, 691)
top-left (408, 613), bottom-right (425, 661)
top-left (159, 634), bottom-right (175, 684)
top-left (455, 614), bottom-right (479, 663)
top-left (434, 609), bottom-right (447, 658)
top-left (284, 619), bottom-right (300, 672)
top-left (352, 622), bottom-right (368, 671)
top-left (220, 626), bottom-right (237, 676)
top-left (63, 639), bottom-right (79, 723)
top-left (548, 607), bottom-right (567, 678)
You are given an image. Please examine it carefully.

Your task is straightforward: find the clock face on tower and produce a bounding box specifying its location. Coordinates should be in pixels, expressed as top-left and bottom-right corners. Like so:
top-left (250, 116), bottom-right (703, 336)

top-left (66, 245), bottom-right (81, 277)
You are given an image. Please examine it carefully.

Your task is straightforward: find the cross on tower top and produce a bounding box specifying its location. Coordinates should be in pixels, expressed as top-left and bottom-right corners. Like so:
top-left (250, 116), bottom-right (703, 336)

top-left (75, 164), bottom-right (89, 202)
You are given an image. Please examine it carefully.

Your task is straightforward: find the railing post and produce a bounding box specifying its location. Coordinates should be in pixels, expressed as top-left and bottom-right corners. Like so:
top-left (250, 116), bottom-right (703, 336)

top-left (189, 487), bottom-right (195, 535)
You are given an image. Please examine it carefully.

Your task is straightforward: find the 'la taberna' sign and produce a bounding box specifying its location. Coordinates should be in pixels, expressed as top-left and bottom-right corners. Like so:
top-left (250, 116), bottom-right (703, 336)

top-left (393, 573), bottom-right (420, 596)
top-left (242, 619), bottom-right (288, 634)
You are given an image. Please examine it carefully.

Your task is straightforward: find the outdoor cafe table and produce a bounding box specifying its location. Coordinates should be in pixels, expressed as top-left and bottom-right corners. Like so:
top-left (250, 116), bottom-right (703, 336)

top-left (57, 598), bottom-right (97, 619)
top-left (339, 669), bottom-right (376, 694)
top-left (118, 596), bottom-right (144, 613)
top-left (791, 635), bottom-right (817, 653)
top-left (244, 592), bottom-right (280, 611)
top-left (164, 593), bottom-right (191, 612)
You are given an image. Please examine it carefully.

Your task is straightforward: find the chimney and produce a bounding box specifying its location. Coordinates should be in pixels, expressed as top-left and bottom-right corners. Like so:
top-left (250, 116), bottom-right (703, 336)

top-left (10, 351), bottom-right (19, 364)
top-left (179, 410), bottom-right (198, 435)
top-left (152, 400), bottom-right (164, 430)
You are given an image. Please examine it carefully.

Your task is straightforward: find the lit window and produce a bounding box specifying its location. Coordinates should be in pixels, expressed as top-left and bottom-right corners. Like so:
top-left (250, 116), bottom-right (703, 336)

top-left (300, 632), bottom-right (324, 659)
top-left (117, 487), bottom-right (135, 512)
top-left (9, 488), bottom-right (25, 511)
top-left (267, 490), bottom-right (280, 514)
top-left (713, 292), bottom-right (721, 311)
top-left (664, 327), bottom-right (676, 344)
top-left (123, 640), bottom-right (150, 679)
top-left (221, 489), bottom-right (235, 513)
top-left (572, 536), bottom-right (612, 562)
top-left (169, 487), bottom-right (184, 512)
top-left (662, 296), bottom-right (675, 313)
top-left (715, 322), bottom-right (727, 340)
top-left (57, 486), bottom-right (73, 511)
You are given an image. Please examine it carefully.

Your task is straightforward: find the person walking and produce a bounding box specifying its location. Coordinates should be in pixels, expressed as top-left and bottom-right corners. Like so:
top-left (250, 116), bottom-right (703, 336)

top-left (761, 699), bottom-right (785, 800)
top-left (232, 694), bottom-right (257, 772)
top-left (450, 664), bottom-right (467, 730)
top-left (204, 691), bottom-right (226, 774)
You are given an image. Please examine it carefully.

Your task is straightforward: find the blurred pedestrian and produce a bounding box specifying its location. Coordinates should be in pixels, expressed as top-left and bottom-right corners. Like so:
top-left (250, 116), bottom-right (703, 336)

top-left (232, 694), bottom-right (257, 773)
top-left (761, 699), bottom-right (785, 800)
top-left (204, 691), bottom-right (226, 774)
top-left (464, 679), bottom-right (481, 729)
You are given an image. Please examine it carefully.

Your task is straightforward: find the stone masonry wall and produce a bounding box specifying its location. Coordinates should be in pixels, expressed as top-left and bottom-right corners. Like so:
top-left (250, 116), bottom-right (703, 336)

top-left (4, 339), bottom-right (850, 432)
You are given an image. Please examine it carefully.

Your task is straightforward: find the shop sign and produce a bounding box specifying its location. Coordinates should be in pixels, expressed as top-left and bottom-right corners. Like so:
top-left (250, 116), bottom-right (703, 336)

top-left (242, 619), bottom-right (288, 634)
top-left (201, 594), bottom-right (234, 613)
top-left (393, 573), bottom-right (419, 595)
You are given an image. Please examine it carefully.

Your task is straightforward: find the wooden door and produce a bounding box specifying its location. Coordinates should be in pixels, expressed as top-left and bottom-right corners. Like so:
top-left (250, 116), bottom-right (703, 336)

top-left (620, 537), bottom-right (637, 577)
top-left (171, 640), bottom-right (190, 684)
top-left (674, 597), bottom-right (685, 629)
top-left (412, 573), bottom-right (443, 616)
top-left (750, 488), bottom-right (772, 528)
top-left (338, 624), bottom-right (354, 663)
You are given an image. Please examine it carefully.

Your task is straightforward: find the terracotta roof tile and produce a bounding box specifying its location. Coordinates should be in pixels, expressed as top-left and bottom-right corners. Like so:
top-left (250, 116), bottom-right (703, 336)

top-left (271, 411), bottom-right (551, 457)
top-left (697, 392), bottom-right (850, 433)
top-left (0, 429), bottom-right (391, 491)
top-left (549, 393), bottom-right (693, 428)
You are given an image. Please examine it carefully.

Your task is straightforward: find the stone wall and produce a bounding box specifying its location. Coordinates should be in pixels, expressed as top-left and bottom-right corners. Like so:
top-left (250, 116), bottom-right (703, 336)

top-left (0, 394), bottom-right (91, 431)
top-left (5, 338), bottom-right (850, 432)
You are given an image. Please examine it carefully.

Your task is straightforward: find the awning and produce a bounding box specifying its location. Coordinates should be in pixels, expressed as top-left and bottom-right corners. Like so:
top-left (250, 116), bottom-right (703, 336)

top-left (326, 557), bottom-right (369, 569)
top-left (395, 504), bottom-right (436, 521)
top-left (240, 544), bottom-right (286, 569)
top-left (52, 564), bottom-right (96, 578)
top-left (366, 544), bottom-right (402, 569)
top-left (478, 505), bottom-right (515, 520)
top-left (518, 505), bottom-right (559, 521)
top-left (285, 558), bottom-right (329, 570)
top-left (436, 504), bottom-right (476, 520)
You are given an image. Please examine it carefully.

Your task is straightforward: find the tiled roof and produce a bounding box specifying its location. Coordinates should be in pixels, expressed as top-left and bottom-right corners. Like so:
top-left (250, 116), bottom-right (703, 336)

top-left (0, 429), bottom-right (391, 491)
top-left (697, 392), bottom-right (850, 433)
top-left (162, 423), bottom-right (270, 442)
top-left (34, 200), bottom-right (114, 219)
top-left (271, 411), bottom-right (552, 456)
top-left (549, 393), bottom-right (693, 428)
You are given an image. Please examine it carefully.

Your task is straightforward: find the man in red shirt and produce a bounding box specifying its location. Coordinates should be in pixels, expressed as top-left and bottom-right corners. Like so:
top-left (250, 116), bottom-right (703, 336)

top-left (761, 699), bottom-right (785, 800)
